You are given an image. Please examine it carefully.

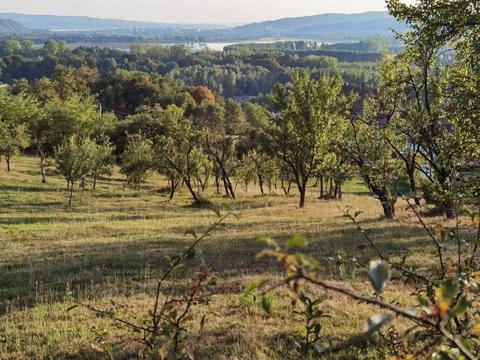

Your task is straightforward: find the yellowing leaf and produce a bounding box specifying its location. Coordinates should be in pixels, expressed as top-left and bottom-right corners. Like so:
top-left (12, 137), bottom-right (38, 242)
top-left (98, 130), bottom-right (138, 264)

top-left (437, 300), bottom-right (450, 318)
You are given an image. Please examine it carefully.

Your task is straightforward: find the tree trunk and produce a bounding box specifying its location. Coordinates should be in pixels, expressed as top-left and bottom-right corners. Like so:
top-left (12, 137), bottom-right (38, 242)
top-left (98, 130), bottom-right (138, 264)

top-left (68, 182), bottom-right (74, 207)
top-left (6, 155), bottom-right (10, 172)
top-left (319, 176), bottom-right (324, 199)
top-left (169, 178), bottom-right (178, 200)
top-left (38, 147), bottom-right (47, 183)
top-left (381, 200), bottom-right (395, 219)
top-left (184, 177), bottom-right (203, 204)
top-left (258, 174), bottom-right (265, 195)
top-left (299, 186), bottom-right (306, 208)
top-left (225, 175), bottom-right (236, 199)
top-left (93, 173), bottom-right (97, 191)
top-left (407, 169), bottom-right (421, 206)
top-left (40, 160), bottom-right (47, 183)
top-left (215, 172), bottom-right (220, 195)
top-left (444, 199), bottom-right (456, 219)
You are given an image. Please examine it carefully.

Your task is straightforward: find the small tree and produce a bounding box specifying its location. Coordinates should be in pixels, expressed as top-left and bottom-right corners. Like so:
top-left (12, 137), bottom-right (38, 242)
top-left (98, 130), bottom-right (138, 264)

top-left (0, 120), bottom-right (29, 171)
top-left (90, 137), bottom-right (115, 191)
top-left (120, 133), bottom-right (154, 190)
top-left (0, 90), bottom-right (39, 171)
top-left (55, 137), bottom-right (95, 206)
top-left (344, 98), bottom-right (403, 219)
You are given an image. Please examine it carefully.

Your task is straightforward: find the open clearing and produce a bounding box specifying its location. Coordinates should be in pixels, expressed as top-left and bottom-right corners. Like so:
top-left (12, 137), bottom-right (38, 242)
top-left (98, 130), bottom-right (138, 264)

top-left (0, 156), bottom-right (460, 359)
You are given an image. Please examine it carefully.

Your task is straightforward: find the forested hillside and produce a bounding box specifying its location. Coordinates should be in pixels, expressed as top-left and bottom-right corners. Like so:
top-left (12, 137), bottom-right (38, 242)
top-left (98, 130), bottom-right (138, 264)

top-left (0, 19), bottom-right (26, 33)
top-left (0, 40), bottom-right (379, 98)
top-left (231, 11), bottom-right (405, 40)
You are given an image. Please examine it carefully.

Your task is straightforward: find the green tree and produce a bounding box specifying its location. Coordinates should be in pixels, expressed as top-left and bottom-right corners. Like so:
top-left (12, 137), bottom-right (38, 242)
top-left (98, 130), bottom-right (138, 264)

top-left (90, 137), bottom-right (115, 191)
top-left (120, 133), bottom-right (154, 190)
top-left (44, 95), bottom-right (100, 147)
top-left (224, 98), bottom-right (248, 135)
top-left (0, 91), bottom-right (39, 171)
top-left (266, 71), bottom-right (344, 208)
top-left (345, 97), bottom-right (403, 219)
top-left (0, 120), bottom-right (29, 171)
top-left (54, 137), bottom-right (95, 206)
top-left (387, 0), bottom-right (480, 217)
top-left (152, 106), bottom-right (208, 204)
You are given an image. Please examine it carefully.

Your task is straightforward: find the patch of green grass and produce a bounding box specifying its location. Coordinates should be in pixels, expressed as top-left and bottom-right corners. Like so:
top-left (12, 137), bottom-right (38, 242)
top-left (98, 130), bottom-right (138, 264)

top-left (0, 156), bottom-right (465, 359)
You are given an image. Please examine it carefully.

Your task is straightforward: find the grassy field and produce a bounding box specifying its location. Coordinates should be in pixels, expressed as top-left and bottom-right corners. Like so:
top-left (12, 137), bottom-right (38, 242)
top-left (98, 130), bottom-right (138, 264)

top-left (0, 156), bottom-right (464, 359)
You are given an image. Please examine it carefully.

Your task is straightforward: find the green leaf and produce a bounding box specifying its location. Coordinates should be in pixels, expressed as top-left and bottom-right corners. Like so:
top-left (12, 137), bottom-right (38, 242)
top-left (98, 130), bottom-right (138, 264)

top-left (368, 260), bottom-right (391, 293)
top-left (366, 314), bottom-right (393, 336)
top-left (439, 279), bottom-right (458, 303)
top-left (417, 295), bottom-right (430, 308)
top-left (285, 234), bottom-right (307, 250)
top-left (258, 236), bottom-right (280, 250)
top-left (449, 296), bottom-right (471, 318)
top-left (261, 294), bottom-right (276, 316)
top-left (244, 281), bottom-right (265, 294)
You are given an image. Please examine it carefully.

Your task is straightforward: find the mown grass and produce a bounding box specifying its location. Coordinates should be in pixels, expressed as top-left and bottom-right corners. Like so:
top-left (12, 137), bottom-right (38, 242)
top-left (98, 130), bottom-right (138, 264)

top-left (0, 156), bottom-right (468, 359)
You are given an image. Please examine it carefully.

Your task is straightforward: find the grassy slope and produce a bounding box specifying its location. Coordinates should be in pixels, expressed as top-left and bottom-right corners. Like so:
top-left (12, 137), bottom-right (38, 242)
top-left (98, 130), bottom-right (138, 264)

top-left (0, 156), bottom-right (458, 359)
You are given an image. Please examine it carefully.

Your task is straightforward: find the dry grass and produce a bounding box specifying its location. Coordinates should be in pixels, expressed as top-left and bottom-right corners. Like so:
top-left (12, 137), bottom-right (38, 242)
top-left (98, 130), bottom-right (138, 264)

top-left (0, 156), bottom-right (466, 359)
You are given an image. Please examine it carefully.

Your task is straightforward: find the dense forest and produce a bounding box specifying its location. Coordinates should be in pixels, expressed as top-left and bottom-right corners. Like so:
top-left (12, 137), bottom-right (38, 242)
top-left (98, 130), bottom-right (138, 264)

top-left (0, 39), bottom-right (380, 99)
top-left (0, 1), bottom-right (479, 359)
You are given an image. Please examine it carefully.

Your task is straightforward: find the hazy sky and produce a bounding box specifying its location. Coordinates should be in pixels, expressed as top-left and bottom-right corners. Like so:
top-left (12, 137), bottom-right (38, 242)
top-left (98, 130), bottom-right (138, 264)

top-left (0, 0), bottom-right (391, 24)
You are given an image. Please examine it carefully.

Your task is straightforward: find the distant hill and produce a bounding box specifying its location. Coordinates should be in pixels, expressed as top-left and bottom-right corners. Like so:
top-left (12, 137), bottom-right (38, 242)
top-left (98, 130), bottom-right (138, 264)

top-left (0, 11), bottom-right (406, 43)
top-left (0, 13), bottom-right (221, 31)
top-left (230, 11), bottom-right (406, 40)
top-left (0, 19), bottom-right (26, 33)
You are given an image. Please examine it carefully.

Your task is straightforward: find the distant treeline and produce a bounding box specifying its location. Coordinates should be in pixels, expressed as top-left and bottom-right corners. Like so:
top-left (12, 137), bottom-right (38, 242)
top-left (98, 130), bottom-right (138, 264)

top-left (0, 39), bottom-right (380, 98)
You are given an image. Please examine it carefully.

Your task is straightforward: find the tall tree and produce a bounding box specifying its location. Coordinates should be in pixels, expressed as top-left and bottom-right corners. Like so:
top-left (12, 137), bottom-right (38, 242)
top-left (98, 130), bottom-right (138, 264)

top-left (345, 97), bottom-right (403, 219)
top-left (266, 71), bottom-right (344, 208)
top-left (55, 137), bottom-right (95, 206)
top-left (120, 133), bottom-right (154, 190)
top-left (387, 0), bottom-right (480, 217)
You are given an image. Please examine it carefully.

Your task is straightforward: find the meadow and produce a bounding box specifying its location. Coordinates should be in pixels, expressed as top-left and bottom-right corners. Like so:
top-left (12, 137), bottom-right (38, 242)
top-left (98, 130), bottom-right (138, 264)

top-left (0, 155), bottom-right (461, 359)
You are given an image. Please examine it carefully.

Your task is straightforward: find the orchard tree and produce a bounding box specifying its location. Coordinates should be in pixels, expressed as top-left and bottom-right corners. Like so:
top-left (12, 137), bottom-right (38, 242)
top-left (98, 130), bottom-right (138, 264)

top-left (266, 71), bottom-right (344, 208)
top-left (0, 120), bottom-right (29, 171)
top-left (41, 95), bottom-right (106, 183)
top-left (154, 105), bottom-right (208, 204)
top-left (55, 137), bottom-right (95, 206)
top-left (345, 97), bottom-right (403, 219)
top-left (44, 94), bottom-right (100, 146)
top-left (387, 0), bottom-right (480, 216)
top-left (192, 100), bottom-right (240, 199)
top-left (120, 133), bottom-right (154, 190)
top-left (90, 137), bottom-right (115, 190)
top-left (0, 91), bottom-right (39, 171)
top-left (224, 98), bottom-right (248, 135)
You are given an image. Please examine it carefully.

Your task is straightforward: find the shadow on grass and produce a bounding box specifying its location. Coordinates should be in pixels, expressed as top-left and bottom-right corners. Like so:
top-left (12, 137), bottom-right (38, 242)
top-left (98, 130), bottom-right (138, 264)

top-left (0, 184), bottom-right (58, 193)
top-left (0, 217), bottom-right (434, 315)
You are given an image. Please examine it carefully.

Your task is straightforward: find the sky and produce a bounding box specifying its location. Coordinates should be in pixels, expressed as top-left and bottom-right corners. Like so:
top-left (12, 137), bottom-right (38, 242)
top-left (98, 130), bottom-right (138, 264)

top-left (0, 0), bottom-right (391, 24)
